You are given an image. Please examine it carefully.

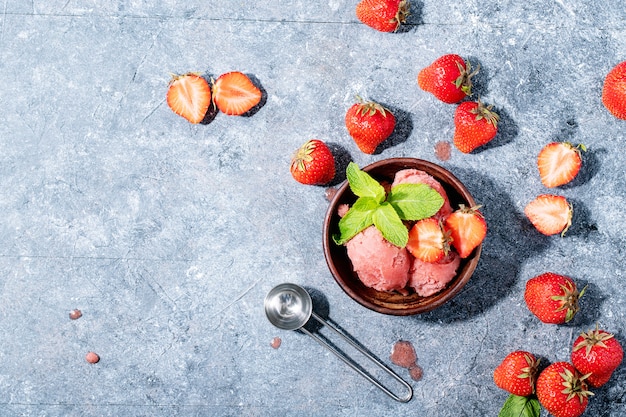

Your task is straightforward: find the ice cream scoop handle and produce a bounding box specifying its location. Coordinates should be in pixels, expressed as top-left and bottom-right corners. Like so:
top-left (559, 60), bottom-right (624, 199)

top-left (300, 312), bottom-right (413, 403)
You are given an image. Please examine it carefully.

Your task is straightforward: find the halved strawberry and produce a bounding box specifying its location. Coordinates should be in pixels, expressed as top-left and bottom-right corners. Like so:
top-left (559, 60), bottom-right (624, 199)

top-left (444, 205), bottom-right (487, 258)
top-left (537, 142), bottom-right (586, 188)
top-left (212, 71), bottom-right (262, 116)
top-left (406, 218), bottom-right (448, 262)
top-left (166, 73), bottom-right (211, 124)
top-left (524, 194), bottom-right (572, 236)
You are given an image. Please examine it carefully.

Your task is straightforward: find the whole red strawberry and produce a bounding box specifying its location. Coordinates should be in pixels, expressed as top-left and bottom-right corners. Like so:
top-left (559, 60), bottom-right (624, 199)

top-left (290, 140), bottom-right (335, 185)
top-left (602, 60), bottom-right (626, 120)
top-left (571, 327), bottom-right (624, 388)
top-left (355, 0), bottom-right (409, 33)
top-left (452, 100), bottom-right (499, 153)
top-left (418, 54), bottom-right (476, 104)
top-left (536, 362), bottom-right (592, 417)
top-left (524, 272), bottom-right (585, 324)
top-left (493, 350), bottom-right (539, 397)
top-left (345, 98), bottom-right (396, 154)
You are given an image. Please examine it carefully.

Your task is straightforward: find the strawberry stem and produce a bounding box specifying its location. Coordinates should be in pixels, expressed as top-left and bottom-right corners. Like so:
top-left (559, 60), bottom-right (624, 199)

top-left (354, 96), bottom-right (390, 117)
top-left (455, 61), bottom-right (479, 96)
top-left (390, 0), bottom-right (410, 32)
top-left (551, 281), bottom-right (583, 323)
top-left (471, 99), bottom-right (500, 127)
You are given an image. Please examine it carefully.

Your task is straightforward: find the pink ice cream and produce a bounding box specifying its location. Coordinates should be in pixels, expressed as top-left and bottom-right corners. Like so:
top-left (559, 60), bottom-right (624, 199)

top-left (407, 251), bottom-right (461, 297)
top-left (345, 225), bottom-right (410, 292)
top-left (342, 168), bottom-right (460, 295)
top-left (392, 169), bottom-right (453, 220)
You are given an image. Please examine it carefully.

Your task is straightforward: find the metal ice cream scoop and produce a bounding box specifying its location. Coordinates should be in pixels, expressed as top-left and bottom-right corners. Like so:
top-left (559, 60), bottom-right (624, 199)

top-left (264, 283), bottom-right (413, 402)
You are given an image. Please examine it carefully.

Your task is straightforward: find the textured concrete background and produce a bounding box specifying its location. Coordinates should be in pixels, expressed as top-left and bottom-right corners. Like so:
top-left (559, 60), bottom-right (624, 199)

top-left (0, 1), bottom-right (625, 416)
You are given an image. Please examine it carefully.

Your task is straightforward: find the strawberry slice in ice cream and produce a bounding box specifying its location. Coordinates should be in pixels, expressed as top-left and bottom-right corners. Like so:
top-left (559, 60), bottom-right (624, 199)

top-left (345, 225), bottom-right (410, 292)
top-left (392, 169), bottom-right (453, 220)
top-left (408, 251), bottom-right (461, 297)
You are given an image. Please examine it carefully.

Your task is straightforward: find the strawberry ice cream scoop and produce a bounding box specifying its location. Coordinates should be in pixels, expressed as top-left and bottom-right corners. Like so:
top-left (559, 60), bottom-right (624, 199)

top-left (346, 225), bottom-right (410, 292)
top-left (408, 251), bottom-right (460, 297)
top-left (392, 169), bottom-right (453, 219)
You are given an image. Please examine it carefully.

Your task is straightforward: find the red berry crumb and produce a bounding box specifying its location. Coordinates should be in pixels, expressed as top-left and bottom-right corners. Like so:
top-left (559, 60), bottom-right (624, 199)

top-left (85, 351), bottom-right (100, 364)
top-left (408, 365), bottom-right (423, 381)
top-left (270, 337), bottom-right (282, 349)
top-left (69, 309), bottom-right (82, 320)
top-left (434, 141), bottom-right (452, 161)
top-left (390, 340), bottom-right (417, 368)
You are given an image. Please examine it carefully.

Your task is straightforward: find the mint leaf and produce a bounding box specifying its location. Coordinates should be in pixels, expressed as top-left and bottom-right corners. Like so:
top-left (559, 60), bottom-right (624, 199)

top-left (387, 183), bottom-right (444, 221)
top-left (372, 202), bottom-right (408, 247)
top-left (346, 162), bottom-right (385, 203)
top-left (498, 395), bottom-right (540, 417)
top-left (333, 197), bottom-right (379, 245)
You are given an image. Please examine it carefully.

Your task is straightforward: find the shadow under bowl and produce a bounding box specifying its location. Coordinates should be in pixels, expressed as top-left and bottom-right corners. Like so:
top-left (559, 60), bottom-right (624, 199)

top-left (322, 158), bottom-right (481, 316)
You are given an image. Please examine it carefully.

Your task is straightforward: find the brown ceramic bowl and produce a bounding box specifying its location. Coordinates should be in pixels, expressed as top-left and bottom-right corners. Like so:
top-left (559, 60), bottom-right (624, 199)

top-left (322, 158), bottom-right (481, 316)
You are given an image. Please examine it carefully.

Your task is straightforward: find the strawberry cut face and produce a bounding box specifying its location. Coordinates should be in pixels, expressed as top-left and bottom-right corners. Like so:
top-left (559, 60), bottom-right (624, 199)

top-left (524, 194), bottom-right (572, 236)
top-left (166, 73), bottom-right (212, 124)
top-left (444, 205), bottom-right (486, 258)
top-left (212, 71), bottom-right (262, 116)
top-left (537, 142), bottom-right (584, 188)
top-left (406, 218), bottom-right (448, 262)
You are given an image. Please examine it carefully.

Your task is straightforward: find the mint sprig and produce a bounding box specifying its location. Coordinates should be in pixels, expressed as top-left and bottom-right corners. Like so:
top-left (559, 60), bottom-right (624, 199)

top-left (333, 162), bottom-right (444, 247)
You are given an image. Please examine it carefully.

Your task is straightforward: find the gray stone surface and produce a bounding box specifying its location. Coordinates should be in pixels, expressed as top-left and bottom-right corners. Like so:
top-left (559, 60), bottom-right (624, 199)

top-left (0, 1), bottom-right (625, 416)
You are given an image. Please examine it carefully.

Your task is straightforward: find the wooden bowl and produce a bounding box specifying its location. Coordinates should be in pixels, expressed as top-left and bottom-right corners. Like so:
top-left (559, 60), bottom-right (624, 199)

top-left (322, 158), bottom-right (481, 316)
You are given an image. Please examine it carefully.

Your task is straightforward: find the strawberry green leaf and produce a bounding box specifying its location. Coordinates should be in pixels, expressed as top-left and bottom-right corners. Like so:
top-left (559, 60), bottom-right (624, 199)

top-left (346, 162), bottom-right (385, 203)
top-left (498, 394), bottom-right (540, 417)
top-left (387, 183), bottom-right (444, 221)
top-left (372, 202), bottom-right (408, 248)
top-left (333, 197), bottom-right (379, 245)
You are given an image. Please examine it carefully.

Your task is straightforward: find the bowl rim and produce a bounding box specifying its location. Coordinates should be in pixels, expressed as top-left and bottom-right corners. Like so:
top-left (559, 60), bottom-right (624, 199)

top-left (322, 157), bottom-right (481, 316)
